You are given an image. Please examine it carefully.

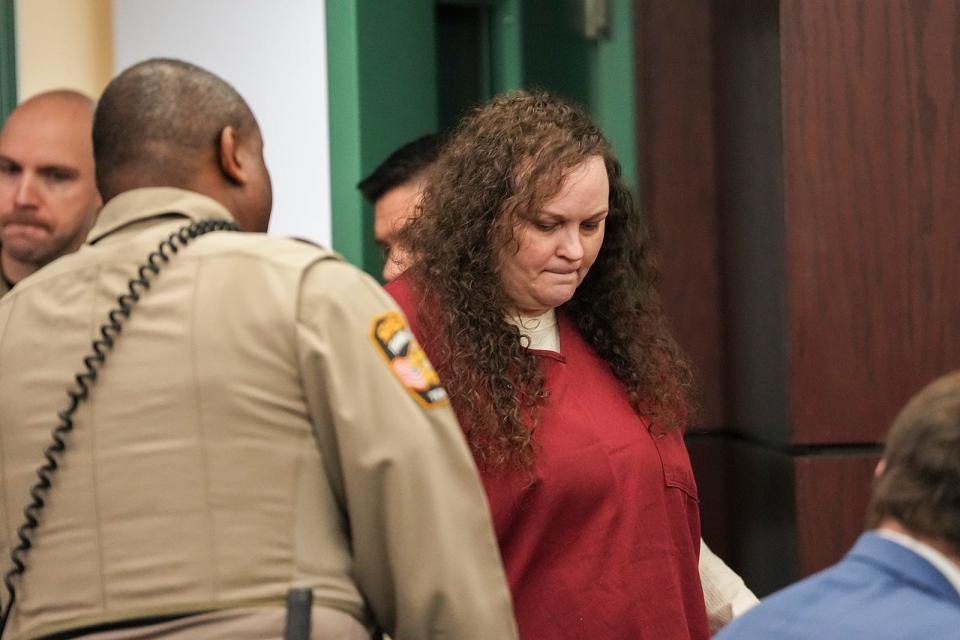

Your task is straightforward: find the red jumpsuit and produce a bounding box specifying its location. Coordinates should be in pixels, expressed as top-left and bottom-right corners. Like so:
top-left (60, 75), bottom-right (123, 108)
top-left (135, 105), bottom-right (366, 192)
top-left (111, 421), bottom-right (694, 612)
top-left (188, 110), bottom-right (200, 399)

top-left (387, 277), bottom-right (710, 640)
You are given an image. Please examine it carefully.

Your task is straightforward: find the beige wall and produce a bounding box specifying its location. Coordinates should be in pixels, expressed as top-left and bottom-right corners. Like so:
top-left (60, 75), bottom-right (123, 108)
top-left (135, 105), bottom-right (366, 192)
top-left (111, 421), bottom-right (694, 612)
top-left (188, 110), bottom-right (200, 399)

top-left (15, 0), bottom-right (113, 101)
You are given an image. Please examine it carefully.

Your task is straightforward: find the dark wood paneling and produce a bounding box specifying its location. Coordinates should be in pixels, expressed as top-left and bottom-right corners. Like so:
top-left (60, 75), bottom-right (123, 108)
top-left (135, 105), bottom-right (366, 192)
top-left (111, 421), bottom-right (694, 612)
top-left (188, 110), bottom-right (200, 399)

top-left (714, 0), bottom-right (790, 444)
top-left (635, 0), bottom-right (726, 428)
top-left (795, 452), bottom-right (881, 575)
top-left (686, 435), bottom-right (733, 561)
top-left (725, 442), bottom-right (801, 596)
top-left (691, 436), bottom-right (880, 597)
top-left (688, 435), bottom-right (795, 591)
top-left (643, 0), bottom-right (954, 609)
top-left (781, 0), bottom-right (960, 444)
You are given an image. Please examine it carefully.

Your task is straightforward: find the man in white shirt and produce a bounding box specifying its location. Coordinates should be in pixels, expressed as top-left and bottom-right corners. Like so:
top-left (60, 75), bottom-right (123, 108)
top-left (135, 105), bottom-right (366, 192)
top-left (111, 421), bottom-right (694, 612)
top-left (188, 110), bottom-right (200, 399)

top-left (718, 370), bottom-right (960, 639)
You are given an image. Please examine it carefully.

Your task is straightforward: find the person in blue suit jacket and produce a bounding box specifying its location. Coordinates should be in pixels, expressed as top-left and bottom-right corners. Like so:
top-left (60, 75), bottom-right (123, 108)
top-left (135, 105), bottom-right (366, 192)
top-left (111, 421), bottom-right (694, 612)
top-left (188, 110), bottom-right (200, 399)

top-left (718, 370), bottom-right (960, 640)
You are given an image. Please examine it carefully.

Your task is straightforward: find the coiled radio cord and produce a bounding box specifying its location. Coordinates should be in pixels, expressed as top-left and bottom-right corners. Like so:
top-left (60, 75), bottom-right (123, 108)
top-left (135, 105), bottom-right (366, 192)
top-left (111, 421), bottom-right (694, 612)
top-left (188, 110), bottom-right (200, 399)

top-left (0, 219), bottom-right (239, 637)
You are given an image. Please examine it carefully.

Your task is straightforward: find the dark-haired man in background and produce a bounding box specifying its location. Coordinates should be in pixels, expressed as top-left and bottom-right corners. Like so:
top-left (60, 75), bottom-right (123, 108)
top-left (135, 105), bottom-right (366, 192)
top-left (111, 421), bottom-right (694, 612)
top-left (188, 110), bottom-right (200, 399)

top-left (0, 90), bottom-right (101, 296)
top-left (0, 59), bottom-right (516, 640)
top-left (718, 371), bottom-right (960, 639)
top-left (357, 134), bottom-right (441, 281)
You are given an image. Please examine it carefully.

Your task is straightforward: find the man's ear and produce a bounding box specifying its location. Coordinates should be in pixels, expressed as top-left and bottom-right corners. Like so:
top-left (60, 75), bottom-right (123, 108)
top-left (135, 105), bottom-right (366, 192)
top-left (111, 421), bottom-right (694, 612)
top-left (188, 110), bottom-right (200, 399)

top-left (874, 459), bottom-right (886, 478)
top-left (218, 125), bottom-right (248, 186)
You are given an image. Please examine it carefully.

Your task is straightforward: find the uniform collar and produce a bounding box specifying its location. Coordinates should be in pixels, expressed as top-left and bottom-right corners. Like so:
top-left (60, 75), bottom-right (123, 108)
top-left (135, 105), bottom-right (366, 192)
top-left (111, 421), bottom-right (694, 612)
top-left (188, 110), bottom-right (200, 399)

top-left (87, 187), bottom-right (236, 245)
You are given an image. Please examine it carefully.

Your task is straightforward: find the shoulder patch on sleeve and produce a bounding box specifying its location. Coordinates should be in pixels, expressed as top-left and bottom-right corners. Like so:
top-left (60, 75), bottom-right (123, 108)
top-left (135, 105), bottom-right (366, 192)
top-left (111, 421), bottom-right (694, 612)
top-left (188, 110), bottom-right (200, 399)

top-left (370, 311), bottom-right (449, 408)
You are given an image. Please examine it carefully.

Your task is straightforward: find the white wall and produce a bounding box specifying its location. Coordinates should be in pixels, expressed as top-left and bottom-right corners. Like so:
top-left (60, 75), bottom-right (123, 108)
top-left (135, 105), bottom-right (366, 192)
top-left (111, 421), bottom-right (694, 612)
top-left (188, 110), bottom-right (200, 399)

top-left (112, 0), bottom-right (331, 245)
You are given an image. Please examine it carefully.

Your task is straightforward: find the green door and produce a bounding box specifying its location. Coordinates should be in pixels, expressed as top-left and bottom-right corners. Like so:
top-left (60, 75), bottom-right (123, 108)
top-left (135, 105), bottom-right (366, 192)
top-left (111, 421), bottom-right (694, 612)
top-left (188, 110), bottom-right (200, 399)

top-left (1, 0), bottom-right (17, 122)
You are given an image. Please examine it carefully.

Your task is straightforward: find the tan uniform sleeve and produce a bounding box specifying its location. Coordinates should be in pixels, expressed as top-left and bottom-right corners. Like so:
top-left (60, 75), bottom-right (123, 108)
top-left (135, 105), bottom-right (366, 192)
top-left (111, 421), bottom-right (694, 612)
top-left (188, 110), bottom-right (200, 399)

top-left (700, 538), bottom-right (759, 633)
top-left (295, 259), bottom-right (518, 640)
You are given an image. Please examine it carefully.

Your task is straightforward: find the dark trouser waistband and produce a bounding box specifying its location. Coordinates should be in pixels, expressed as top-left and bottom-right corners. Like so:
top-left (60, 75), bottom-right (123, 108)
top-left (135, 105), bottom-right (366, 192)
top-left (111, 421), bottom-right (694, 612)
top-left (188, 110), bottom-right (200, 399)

top-left (36, 613), bottom-right (201, 640)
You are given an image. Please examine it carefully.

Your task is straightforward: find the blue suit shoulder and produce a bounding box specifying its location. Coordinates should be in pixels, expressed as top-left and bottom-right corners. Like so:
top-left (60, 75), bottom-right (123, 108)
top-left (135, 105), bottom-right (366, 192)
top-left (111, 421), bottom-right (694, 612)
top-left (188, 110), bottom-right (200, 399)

top-left (717, 533), bottom-right (960, 639)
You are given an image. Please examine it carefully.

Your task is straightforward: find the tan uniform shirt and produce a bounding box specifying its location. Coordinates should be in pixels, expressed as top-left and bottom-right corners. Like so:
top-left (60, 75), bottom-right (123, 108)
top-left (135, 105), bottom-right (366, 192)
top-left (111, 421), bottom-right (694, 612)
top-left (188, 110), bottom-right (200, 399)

top-left (0, 188), bottom-right (517, 640)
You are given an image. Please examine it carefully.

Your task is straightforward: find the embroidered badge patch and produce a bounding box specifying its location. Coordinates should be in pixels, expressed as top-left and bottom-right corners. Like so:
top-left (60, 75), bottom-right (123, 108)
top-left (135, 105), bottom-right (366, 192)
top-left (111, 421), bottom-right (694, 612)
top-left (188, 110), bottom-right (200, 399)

top-left (370, 311), bottom-right (449, 408)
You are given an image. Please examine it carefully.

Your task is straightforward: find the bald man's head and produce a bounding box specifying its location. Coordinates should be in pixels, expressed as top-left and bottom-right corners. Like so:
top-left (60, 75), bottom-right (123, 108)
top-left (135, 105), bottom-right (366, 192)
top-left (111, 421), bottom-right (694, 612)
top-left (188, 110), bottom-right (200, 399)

top-left (0, 90), bottom-right (101, 285)
top-left (94, 58), bottom-right (272, 231)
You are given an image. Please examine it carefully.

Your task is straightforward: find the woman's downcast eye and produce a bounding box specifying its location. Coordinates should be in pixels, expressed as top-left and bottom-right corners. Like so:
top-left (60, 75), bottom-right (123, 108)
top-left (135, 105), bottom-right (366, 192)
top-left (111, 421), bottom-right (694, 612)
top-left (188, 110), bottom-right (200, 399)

top-left (532, 217), bottom-right (604, 233)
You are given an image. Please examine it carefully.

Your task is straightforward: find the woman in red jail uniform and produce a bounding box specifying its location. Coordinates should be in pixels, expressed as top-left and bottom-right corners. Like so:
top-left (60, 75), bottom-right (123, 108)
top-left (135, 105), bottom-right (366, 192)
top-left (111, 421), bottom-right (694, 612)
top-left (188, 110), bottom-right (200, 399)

top-left (386, 90), bottom-right (710, 640)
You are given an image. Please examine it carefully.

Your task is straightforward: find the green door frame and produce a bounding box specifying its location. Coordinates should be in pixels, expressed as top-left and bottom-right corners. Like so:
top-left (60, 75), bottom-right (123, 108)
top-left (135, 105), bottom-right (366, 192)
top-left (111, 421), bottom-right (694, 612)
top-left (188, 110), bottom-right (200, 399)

top-left (589, 0), bottom-right (638, 193)
top-left (325, 0), bottom-right (439, 276)
top-left (489, 0), bottom-right (522, 93)
top-left (1, 0), bottom-right (16, 122)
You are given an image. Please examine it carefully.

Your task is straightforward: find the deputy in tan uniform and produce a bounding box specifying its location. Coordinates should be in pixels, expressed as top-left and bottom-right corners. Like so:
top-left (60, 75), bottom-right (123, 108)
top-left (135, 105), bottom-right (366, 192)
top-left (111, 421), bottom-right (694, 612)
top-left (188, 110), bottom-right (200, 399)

top-left (0, 59), bottom-right (517, 640)
top-left (0, 90), bottom-right (101, 296)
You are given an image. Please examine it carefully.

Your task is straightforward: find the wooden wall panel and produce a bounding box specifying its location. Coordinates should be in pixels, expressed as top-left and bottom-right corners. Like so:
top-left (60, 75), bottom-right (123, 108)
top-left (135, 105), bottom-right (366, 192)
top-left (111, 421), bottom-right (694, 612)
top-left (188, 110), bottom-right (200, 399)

top-left (713, 0), bottom-right (791, 444)
top-left (781, 0), bottom-right (960, 444)
top-left (640, 0), bottom-right (958, 603)
top-left (635, 1), bottom-right (726, 428)
top-left (686, 436), bottom-right (733, 561)
top-left (726, 442), bottom-right (800, 596)
top-left (691, 438), bottom-right (880, 596)
top-left (795, 453), bottom-right (881, 575)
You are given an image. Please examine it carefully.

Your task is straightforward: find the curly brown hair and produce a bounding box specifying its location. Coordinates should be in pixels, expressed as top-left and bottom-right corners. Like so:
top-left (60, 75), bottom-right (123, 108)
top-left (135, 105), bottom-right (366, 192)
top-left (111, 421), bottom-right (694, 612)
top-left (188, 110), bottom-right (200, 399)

top-left (399, 90), bottom-right (693, 469)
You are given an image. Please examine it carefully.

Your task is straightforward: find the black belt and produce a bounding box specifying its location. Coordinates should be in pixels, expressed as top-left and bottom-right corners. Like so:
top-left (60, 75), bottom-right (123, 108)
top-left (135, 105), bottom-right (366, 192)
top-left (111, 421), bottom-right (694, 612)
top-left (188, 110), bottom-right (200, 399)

top-left (36, 589), bottom-right (377, 640)
top-left (36, 613), bottom-right (199, 640)
top-left (38, 589), bottom-right (316, 640)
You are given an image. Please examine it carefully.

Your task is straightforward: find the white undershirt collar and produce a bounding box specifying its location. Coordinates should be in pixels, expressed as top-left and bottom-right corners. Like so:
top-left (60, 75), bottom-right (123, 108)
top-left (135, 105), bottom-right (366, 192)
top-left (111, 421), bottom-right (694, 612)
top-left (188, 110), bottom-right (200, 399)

top-left (506, 309), bottom-right (560, 352)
